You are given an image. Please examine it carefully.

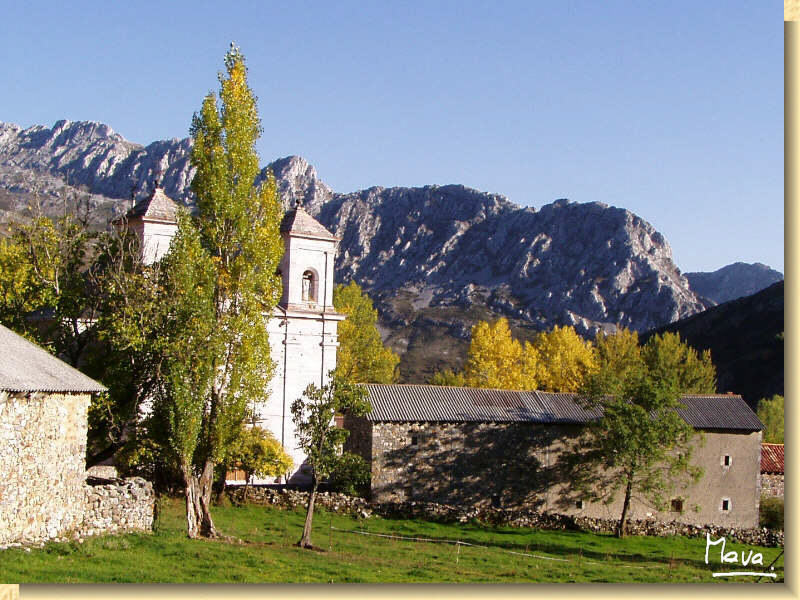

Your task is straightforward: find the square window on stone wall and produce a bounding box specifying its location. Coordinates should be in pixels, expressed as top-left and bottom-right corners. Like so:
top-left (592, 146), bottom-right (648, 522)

top-left (721, 498), bottom-right (731, 511)
top-left (576, 499), bottom-right (584, 510)
top-left (671, 498), bottom-right (683, 512)
top-left (723, 455), bottom-right (732, 467)
top-left (410, 435), bottom-right (419, 447)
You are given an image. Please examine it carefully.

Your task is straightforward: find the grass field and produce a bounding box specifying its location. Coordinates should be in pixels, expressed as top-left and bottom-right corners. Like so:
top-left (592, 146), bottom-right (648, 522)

top-left (0, 497), bottom-right (784, 583)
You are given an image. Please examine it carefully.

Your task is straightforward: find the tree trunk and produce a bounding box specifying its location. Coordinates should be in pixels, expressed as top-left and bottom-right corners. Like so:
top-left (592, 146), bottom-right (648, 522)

top-left (616, 477), bottom-right (634, 538)
top-left (213, 463), bottom-right (228, 505)
top-left (297, 480), bottom-right (319, 549)
top-left (183, 460), bottom-right (218, 538)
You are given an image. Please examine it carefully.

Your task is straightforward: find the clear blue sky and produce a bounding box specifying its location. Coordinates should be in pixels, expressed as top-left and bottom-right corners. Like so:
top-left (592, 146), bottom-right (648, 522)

top-left (1, 1), bottom-right (783, 273)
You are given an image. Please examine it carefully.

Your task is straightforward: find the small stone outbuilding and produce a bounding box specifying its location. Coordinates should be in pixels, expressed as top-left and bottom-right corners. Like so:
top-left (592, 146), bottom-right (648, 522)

top-left (761, 443), bottom-right (784, 498)
top-left (0, 324), bottom-right (154, 547)
top-left (345, 384), bottom-right (764, 529)
top-left (0, 324), bottom-right (105, 544)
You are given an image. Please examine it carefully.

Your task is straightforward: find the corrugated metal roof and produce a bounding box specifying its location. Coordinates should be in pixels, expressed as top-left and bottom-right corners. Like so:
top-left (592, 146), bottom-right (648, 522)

top-left (361, 385), bottom-right (761, 431)
top-left (761, 443), bottom-right (784, 474)
top-left (675, 394), bottom-right (763, 431)
top-left (0, 324), bottom-right (107, 393)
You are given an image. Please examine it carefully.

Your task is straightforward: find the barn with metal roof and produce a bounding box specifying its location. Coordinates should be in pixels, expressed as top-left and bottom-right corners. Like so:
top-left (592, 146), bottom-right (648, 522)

top-left (344, 384), bottom-right (763, 529)
top-left (0, 324), bottom-right (105, 545)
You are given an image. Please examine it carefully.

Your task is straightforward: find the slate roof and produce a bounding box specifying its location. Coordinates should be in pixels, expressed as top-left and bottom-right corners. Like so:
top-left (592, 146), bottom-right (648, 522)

top-left (361, 385), bottom-right (762, 431)
top-left (761, 443), bottom-right (784, 474)
top-left (125, 187), bottom-right (179, 223)
top-left (280, 204), bottom-right (338, 241)
top-left (0, 324), bottom-right (106, 393)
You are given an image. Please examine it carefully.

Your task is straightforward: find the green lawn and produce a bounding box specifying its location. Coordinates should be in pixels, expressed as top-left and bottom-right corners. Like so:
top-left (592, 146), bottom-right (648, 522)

top-left (0, 497), bottom-right (784, 583)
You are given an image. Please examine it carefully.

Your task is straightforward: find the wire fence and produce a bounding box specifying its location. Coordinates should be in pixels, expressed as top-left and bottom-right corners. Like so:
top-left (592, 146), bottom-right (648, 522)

top-left (329, 525), bottom-right (649, 569)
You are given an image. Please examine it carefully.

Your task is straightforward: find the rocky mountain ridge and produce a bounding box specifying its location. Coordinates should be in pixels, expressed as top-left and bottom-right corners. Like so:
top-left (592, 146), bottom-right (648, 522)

top-left (685, 262), bottom-right (784, 306)
top-left (0, 119), bottom-right (773, 381)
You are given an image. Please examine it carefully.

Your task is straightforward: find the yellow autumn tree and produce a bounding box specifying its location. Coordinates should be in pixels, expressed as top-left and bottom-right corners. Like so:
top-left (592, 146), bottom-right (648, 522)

top-left (594, 327), bottom-right (641, 381)
top-left (463, 318), bottom-right (538, 390)
top-left (534, 325), bottom-right (597, 392)
top-left (333, 281), bottom-right (399, 383)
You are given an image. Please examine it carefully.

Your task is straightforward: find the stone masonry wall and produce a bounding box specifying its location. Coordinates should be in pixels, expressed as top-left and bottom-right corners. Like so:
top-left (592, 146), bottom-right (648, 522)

top-left (78, 477), bottom-right (155, 539)
top-left (761, 474), bottom-right (784, 498)
top-left (0, 391), bottom-right (89, 546)
top-left (360, 420), bottom-right (761, 529)
top-left (228, 486), bottom-right (783, 548)
top-left (0, 391), bottom-right (155, 548)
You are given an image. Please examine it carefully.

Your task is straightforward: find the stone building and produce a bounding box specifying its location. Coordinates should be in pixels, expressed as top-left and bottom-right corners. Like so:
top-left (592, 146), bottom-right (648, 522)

top-left (122, 191), bottom-right (344, 483)
top-left (0, 323), bottom-right (105, 545)
top-left (345, 384), bottom-right (764, 529)
top-left (761, 443), bottom-right (784, 498)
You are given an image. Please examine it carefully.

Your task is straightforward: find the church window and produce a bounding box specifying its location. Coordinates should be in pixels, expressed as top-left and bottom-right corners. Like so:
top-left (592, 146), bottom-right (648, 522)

top-left (302, 270), bottom-right (317, 302)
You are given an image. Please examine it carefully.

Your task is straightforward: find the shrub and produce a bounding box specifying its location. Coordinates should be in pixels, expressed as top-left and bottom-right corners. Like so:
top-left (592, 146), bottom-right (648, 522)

top-left (760, 495), bottom-right (784, 530)
top-left (327, 452), bottom-right (371, 497)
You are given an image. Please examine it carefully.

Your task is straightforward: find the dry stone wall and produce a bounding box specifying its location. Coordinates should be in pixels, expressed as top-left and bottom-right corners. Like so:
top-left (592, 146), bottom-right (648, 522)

top-left (79, 477), bottom-right (154, 539)
top-left (228, 487), bottom-right (783, 548)
top-left (0, 391), bottom-right (155, 549)
top-left (761, 474), bottom-right (784, 498)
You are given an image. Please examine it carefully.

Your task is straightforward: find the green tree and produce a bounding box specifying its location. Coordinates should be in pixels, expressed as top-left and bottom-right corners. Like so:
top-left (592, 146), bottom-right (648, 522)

top-left (463, 318), bottom-right (538, 390)
top-left (430, 368), bottom-right (466, 387)
top-left (0, 207), bottom-right (100, 366)
top-left (757, 394), bottom-right (784, 443)
top-left (153, 45), bottom-right (285, 538)
top-left (328, 452), bottom-right (371, 497)
top-left (641, 332), bottom-right (716, 394)
top-left (571, 333), bottom-right (710, 537)
top-left (0, 202), bottom-right (155, 468)
top-left (333, 281), bottom-right (399, 383)
top-left (291, 372), bottom-right (371, 549)
top-left (84, 224), bottom-right (164, 468)
top-left (226, 425), bottom-right (293, 491)
top-left (593, 327), bottom-right (641, 382)
top-left (0, 234), bottom-right (40, 334)
top-left (534, 325), bottom-right (596, 393)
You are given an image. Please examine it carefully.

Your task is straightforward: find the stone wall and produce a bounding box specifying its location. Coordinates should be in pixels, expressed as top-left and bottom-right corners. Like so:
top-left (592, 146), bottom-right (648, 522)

top-left (0, 390), bottom-right (155, 549)
top-left (228, 487), bottom-right (783, 548)
top-left (343, 412), bottom-right (372, 461)
top-left (351, 419), bottom-right (762, 529)
top-left (0, 476), bottom-right (155, 549)
top-left (79, 477), bottom-right (155, 539)
top-left (0, 391), bottom-right (90, 546)
top-left (761, 473), bottom-right (784, 497)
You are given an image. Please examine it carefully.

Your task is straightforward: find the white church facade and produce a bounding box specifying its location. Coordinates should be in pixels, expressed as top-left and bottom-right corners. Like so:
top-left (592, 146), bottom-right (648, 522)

top-left (123, 188), bottom-right (344, 484)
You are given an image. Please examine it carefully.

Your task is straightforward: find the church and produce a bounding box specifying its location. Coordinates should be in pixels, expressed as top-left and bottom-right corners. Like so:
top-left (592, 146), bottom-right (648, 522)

top-left (123, 187), bottom-right (344, 484)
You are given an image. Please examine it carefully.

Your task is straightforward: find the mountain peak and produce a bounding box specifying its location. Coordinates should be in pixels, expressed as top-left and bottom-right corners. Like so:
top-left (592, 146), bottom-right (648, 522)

top-left (265, 155), bottom-right (333, 211)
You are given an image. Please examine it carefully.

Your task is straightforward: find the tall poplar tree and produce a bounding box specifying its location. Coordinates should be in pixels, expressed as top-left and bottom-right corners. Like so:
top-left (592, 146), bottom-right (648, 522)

top-left (333, 281), bottom-right (399, 383)
top-left (462, 318), bottom-right (538, 390)
top-left (156, 45), bottom-right (284, 538)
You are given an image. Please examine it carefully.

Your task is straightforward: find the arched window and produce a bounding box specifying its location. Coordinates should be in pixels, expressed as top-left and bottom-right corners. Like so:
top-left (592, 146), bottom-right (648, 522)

top-left (302, 270), bottom-right (317, 302)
